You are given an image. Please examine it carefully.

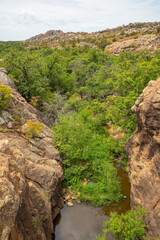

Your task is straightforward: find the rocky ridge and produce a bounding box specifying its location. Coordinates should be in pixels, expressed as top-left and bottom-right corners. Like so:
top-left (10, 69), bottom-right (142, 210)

top-left (126, 78), bottom-right (160, 239)
top-left (0, 68), bottom-right (63, 240)
top-left (24, 22), bottom-right (160, 53)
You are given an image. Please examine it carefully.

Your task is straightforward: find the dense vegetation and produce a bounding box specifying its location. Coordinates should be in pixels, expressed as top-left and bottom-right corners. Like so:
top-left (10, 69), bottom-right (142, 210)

top-left (0, 85), bottom-right (12, 111)
top-left (96, 206), bottom-right (147, 240)
top-left (0, 41), bottom-right (160, 205)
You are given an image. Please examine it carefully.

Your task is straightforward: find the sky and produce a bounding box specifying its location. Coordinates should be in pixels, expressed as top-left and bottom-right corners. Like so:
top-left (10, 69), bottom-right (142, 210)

top-left (0, 0), bottom-right (160, 41)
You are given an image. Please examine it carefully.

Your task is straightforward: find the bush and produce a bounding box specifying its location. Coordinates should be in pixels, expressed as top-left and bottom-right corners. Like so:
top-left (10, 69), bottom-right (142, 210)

top-left (12, 114), bottom-right (21, 124)
top-left (0, 85), bottom-right (12, 111)
top-left (96, 206), bottom-right (147, 240)
top-left (30, 96), bottom-right (40, 108)
top-left (157, 27), bottom-right (160, 34)
top-left (22, 120), bottom-right (43, 139)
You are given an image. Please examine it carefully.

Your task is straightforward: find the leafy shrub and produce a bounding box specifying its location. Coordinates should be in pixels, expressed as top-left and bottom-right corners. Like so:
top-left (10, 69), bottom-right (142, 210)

top-left (12, 114), bottom-right (21, 124)
top-left (130, 31), bottom-right (138, 36)
top-left (22, 120), bottom-right (43, 139)
top-left (30, 96), bottom-right (40, 108)
top-left (96, 206), bottom-right (147, 240)
top-left (157, 27), bottom-right (160, 34)
top-left (0, 85), bottom-right (12, 111)
top-left (96, 39), bottom-right (113, 50)
top-left (112, 38), bottom-right (117, 42)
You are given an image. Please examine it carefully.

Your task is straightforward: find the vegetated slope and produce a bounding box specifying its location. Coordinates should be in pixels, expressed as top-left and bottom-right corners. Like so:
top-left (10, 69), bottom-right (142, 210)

top-left (1, 38), bottom-right (159, 208)
top-left (0, 22), bottom-right (159, 238)
top-left (0, 68), bottom-right (63, 240)
top-left (126, 78), bottom-right (160, 239)
top-left (24, 22), bottom-right (160, 52)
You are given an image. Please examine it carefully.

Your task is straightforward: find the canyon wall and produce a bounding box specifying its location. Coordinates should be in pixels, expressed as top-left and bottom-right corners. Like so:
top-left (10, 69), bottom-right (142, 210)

top-left (126, 78), bottom-right (160, 239)
top-left (0, 68), bottom-right (64, 240)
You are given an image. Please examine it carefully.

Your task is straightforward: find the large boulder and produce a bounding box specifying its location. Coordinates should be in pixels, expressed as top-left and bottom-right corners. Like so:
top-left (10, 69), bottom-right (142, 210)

top-left (126, 78), bottom-right (160, 239)
top-left (0, 69), bottom-right (63, 240)
top-left (105, 34), bottom-right (160, 54)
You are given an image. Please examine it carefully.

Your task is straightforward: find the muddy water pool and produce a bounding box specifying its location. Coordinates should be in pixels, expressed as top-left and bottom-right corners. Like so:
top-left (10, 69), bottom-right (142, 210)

top-left (53, 163), bottom-right (130, 240)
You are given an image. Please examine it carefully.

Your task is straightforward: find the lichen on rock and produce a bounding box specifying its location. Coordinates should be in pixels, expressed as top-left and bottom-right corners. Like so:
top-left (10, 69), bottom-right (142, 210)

top-left (126, 78), bottom-right (160, 239)
top-left (0, 69), bottom-right (64, 240)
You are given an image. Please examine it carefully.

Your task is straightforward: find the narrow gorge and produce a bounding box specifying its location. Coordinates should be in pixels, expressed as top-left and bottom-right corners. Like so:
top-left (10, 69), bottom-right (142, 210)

top-left (0, 69), bottom-right (160, 239)
top-left (0, 21), bottom-right (160, 239)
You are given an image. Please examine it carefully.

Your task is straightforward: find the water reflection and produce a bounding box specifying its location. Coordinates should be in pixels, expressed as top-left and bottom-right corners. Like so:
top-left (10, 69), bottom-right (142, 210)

top-left (101, 162), bottom-right (131, 216)
top-left (54, 164), bottom-right (130, 240)
top-left (54, 201), bottom-right (109, 240)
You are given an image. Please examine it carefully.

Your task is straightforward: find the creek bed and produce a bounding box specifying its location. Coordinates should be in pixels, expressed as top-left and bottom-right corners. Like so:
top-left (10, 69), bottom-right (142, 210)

top-left (53, 163), bottom-right (130, 240)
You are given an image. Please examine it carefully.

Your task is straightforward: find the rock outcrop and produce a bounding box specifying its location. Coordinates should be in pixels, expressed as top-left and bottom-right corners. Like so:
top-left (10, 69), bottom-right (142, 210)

top-left (0, 69), bottom-right (63, 240)
top-left (126, 78), bottom-right (160, 239)
top-left (105, 34), bottom-right (160, 54)
top-left (24, 22), bottom-right (160, 52)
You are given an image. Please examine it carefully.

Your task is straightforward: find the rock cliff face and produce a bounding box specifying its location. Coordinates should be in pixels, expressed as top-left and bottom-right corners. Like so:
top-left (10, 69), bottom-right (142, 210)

top-left (0, 69), bottom-right (63, 240)
top-left (126, 78), bottom-right (160, 239)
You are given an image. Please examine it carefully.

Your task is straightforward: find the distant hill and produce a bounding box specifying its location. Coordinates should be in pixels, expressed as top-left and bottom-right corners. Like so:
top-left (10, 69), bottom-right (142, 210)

top-left (24, 22), bottom-right (160, 53)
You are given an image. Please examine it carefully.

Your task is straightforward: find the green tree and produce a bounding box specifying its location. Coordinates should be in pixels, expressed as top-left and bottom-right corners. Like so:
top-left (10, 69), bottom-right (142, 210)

top-left (96, 206), bottom-right (147, 240)
top-left (4, 49), bottom-right (49, 100)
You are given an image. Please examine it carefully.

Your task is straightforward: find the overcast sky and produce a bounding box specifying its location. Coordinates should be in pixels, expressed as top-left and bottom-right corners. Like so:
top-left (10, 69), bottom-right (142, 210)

top-left (0, 0), bottom-right (160, 41)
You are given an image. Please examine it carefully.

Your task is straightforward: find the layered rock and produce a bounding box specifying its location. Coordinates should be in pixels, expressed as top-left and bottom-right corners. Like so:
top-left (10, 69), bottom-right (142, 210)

top-left (126, 78), bottom-right (160, 239)
top-left (0, 69), bottom-right (63, 240)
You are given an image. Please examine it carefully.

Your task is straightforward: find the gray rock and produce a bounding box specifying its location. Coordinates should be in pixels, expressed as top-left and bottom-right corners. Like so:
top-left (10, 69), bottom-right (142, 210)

top-left (7, 122), bottom-right (13, 129)
top-left (2, 111), bottom-right (13, 123)
top-left (0, 68), bottom-right (8, 74)
top-left (0, 70), bottom-right (17, 90)
top-left (0, 117), bottom-right (5, 125)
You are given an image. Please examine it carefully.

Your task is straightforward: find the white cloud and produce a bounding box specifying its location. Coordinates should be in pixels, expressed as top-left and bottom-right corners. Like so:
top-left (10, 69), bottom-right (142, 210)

top-left (0, 0), bottom-right (159, 41)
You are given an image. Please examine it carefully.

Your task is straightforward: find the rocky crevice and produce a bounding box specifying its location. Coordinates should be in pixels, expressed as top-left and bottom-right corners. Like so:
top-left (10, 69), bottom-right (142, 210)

top-left (126, 78), bottom-right (160, 239)
top-left (0, 69), bottom-right (64, 240)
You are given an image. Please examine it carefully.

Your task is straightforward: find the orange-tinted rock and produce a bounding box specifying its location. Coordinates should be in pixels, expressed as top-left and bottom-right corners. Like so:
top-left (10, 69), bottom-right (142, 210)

top-left (0, 69), bottom-right (64, 240)
top-left (67, 200), bottom-right (74, 207)
top-left (126, 78), bottom-right (160, 239)
top-left (105, 34), bottom-right (160, 54)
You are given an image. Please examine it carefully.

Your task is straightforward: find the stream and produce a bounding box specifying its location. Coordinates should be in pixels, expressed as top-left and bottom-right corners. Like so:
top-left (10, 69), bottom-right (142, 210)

top-left (53, 163), bottom-right (130, 240)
